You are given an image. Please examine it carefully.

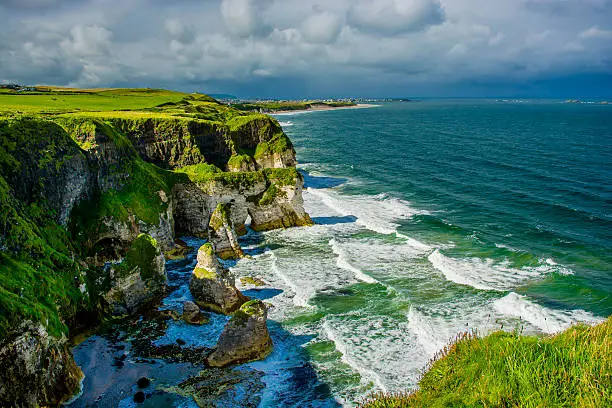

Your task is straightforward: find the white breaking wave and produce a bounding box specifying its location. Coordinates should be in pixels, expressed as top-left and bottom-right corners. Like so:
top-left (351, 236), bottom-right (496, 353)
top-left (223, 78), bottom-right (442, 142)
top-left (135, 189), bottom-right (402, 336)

top-left (268, 249), bottom-right (313, 308)
top-left (279, 121), bottom-right (294, 127)
top-left (307, 188), bottom-right (431, 250)
top-left (428, 249), bottom-right (567, 291)
top-left (493, 292), bottom-right (603, 334)
top-left (322, 319), bottom-right (388, 393)
top-left (329, 239), bottom-right (378, 284)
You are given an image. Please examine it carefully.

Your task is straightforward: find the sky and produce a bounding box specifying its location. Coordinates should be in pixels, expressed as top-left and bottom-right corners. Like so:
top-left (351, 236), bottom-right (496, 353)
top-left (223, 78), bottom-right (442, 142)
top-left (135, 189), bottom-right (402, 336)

top-left (1, 0), bottom-right (611, 98)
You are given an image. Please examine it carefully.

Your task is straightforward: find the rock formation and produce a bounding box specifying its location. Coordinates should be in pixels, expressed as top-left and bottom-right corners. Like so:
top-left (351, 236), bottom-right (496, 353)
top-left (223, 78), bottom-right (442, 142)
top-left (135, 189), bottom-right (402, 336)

top-left (182, 301), bottom-right (208, 325)
top-left (0, 95), bottom-right (310, 405)
top-left (206, 300), bottom-right (273, 367)
top-left (189, 244), bottom-right (247, 314)
top-left (0, 322), bottom-right (83, 406)
top-left (103, 233), bottom-right (167, 315)
top-left (208, 203), bottom-right (245, 259)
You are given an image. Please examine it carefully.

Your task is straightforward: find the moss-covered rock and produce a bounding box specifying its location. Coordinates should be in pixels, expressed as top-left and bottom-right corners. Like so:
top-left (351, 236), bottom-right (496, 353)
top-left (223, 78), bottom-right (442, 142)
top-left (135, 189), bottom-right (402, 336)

top-left (102, 233), bottom-right (167, 315)
top-left (189, 244), bottom-right (247, 314)
top-left (206, 300), bottom-right (273, 368)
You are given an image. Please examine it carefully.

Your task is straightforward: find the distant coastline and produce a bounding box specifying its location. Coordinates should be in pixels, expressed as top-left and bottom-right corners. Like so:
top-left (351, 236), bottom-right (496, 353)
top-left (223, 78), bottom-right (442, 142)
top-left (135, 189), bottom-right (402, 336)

top-left (273, 103), bottom-right (379, 115)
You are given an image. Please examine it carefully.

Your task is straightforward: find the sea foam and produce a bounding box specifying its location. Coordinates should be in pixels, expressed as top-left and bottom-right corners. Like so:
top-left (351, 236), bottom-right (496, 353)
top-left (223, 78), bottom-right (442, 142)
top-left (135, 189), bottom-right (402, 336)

top-left (493, 292), bottom-right (603, 334)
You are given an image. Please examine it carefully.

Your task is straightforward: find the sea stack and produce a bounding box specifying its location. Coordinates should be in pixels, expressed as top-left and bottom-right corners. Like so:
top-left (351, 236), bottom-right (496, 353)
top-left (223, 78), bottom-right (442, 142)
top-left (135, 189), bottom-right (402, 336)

top-left (206, 300), bottom-right (273, 367)
top-left (188, 243), bottom-right (247, 314)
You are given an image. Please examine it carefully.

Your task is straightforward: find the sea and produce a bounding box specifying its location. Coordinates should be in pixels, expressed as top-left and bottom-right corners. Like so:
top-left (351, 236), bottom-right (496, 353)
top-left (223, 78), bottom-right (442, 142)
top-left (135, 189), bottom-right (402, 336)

top-left (70, 100), bottom-right (611, 407)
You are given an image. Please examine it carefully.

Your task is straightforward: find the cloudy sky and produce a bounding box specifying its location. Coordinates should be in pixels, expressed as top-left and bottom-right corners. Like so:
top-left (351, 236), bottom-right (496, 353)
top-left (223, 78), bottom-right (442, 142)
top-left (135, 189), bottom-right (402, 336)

top-left (1, 0), bottom-right (611, 97)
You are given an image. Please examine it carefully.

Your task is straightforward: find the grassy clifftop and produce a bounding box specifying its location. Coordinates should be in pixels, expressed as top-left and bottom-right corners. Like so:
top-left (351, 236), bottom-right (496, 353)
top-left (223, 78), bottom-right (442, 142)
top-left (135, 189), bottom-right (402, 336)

top-left (362, 317), bottom-right (611, 407)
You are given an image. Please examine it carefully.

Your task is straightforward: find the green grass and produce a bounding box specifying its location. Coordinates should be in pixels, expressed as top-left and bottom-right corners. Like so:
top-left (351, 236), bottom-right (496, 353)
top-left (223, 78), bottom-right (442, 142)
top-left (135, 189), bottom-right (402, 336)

top-left (360, 317), bottom-right (612, 408)
top-left (0, 88), bottom-right (187, 115)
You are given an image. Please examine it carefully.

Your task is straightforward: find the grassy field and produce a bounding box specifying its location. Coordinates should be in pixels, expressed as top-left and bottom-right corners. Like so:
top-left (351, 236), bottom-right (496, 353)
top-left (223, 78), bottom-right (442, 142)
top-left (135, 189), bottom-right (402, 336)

top-left (360, 317), bottom-right (611, 407)
top-left (0, 88), bottom-right (191, 115)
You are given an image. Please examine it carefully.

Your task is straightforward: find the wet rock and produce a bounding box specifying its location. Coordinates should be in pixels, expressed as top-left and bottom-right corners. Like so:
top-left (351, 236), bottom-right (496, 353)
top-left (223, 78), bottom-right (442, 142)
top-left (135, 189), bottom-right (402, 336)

top-left (173, 367), bottom-right (265, 408)
top-left (206, 300), bottom-right (273, 368)
top-left (176, 338), bottom-right (186, 346)
top-left (239, 276), bottom-right (266, 287)
top-left (0, 322), bottom-right (83, 406)
top-left (182, 301), bottom-right (208, 325)
top-left (189, 243), bottom-right (248, 314)
top-left (137, 377), bottom-right (151, 388)
top-left (134, 391), bottom-right (146, 403)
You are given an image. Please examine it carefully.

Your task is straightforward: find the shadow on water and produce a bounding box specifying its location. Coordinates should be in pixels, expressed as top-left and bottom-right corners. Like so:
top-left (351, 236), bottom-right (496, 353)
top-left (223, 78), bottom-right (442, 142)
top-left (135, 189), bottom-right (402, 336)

top-left (68, 237), bottom-right (340, 408)
top-left (300, 169), bottom-right (347, 189)
top-left (311, 215), bottom-right (358, 225)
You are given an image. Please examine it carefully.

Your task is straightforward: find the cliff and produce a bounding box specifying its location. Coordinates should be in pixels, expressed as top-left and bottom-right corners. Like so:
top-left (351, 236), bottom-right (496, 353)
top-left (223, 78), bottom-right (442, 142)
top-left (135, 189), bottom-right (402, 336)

top-left (0, 89), bottom-right (312, 406)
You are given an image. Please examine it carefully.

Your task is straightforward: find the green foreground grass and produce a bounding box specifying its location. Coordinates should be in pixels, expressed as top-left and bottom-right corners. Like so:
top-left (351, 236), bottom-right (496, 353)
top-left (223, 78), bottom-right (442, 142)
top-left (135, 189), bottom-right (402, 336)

top-left (361, 317), bottom-right (611, 407)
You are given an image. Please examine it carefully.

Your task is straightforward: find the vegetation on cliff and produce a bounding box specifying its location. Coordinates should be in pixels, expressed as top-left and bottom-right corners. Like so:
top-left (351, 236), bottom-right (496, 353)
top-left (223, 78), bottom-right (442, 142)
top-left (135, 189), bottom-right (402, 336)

top-left (361, 317), bottom-right (611, 407)
top-left (0, 87), bottom-right (302, 341)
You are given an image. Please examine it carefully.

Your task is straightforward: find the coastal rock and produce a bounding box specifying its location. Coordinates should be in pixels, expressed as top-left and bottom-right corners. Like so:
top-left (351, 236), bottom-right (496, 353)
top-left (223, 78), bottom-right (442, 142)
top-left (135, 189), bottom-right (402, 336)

top-left (208, 203), bottom-right (245, 259)
top-left (182, 301), bottom-right (208, 325)
top-left (103, 234), bottom-right (167, 315)
top-left (189, 244), bottom-right (247, 314)
top-left (248, 170), bottom-right (313, 231)
top-left (0, 322), bottom-right (83, 407)
top-left (206, 300), bottom-right (273, 368)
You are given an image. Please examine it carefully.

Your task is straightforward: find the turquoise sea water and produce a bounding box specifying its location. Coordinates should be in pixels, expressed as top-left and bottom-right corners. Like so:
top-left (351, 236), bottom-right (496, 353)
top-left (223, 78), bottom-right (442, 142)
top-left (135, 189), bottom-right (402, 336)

top-left (238, 100), bottom-right (611, 404)
top-left (71, 100), bottom-right (611, 407)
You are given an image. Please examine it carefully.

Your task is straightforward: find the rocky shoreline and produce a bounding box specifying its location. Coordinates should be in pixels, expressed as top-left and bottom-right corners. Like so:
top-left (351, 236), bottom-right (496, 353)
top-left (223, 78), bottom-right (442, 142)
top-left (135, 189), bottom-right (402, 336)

top-left (0, 100), bottom-right (313, 406)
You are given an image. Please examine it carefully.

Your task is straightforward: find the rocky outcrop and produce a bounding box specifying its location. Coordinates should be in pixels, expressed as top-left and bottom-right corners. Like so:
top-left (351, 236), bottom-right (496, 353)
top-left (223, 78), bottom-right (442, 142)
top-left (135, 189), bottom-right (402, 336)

top-left (208, 203), bottom-right (244, 259)
top-left (247, 170), bottom-right (313, 231)
top-left (0, 322), bottom-right (83, 407)
top-left (102, 234), bottom-right (167, 315)
top-left (206, 300), bottom-right (273, 368)
top-left (182, 301), bottom-right (208, 325)
top-left (189, 244), bottom-right (247, 314)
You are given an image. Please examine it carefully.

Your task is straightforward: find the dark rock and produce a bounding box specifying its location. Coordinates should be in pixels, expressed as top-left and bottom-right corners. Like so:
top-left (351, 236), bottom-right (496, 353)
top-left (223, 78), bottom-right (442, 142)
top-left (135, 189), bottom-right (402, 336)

top-left (176, 338), bottom-right (186, 346)
top-left (0, 322), bottom-right (83, 406)
top-left (182, 301), bottom-right (208, 325)
top-left (137, 377), bottom-right (151, 388)
top-left (134, 391), bottom-right (146, 403)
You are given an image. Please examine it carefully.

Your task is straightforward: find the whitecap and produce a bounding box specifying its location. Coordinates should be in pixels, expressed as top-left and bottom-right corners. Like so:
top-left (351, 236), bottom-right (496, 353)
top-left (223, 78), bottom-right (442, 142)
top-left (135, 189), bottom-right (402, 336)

top-left (427, 249), bottom-right (569, 291)
top-left (329, 239), bottom-right (378, 284)
top-left (493, 292), bottom-right (603, 334)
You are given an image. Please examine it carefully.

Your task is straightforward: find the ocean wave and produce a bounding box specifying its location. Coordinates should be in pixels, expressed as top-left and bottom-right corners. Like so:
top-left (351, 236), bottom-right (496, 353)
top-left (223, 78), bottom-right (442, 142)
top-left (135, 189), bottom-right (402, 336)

top-left (307, 188), bottom-right (430, 249)
top-left (427, 249), bottom-right (569, 291)
top-left (493, 292), bottom-right (603, 334)
top-left (329, 239), bottom-right (378, 284)
top-left (269, 249), bottom-right (313, 308)
top-left (279, 121), bottom-right (294, 127)
top-left (322, 319), bottom-right (388, 393)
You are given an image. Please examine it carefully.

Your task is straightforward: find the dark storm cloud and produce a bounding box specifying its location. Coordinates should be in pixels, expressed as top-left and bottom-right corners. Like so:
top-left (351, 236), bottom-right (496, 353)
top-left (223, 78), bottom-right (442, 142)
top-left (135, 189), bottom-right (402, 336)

top-left (0, 0), bottom-right (611, 96)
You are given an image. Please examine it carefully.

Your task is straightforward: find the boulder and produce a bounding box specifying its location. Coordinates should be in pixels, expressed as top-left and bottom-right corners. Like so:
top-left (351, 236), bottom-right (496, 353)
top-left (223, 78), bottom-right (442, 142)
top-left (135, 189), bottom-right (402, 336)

top-left (189, 244), bottom-right (247, 314)
top-left (0, 322), bottom-right (83, 406)
top-left (182, 301), bottom-right (208, 325)
top-left (206, 300), bottom-right (273, 368)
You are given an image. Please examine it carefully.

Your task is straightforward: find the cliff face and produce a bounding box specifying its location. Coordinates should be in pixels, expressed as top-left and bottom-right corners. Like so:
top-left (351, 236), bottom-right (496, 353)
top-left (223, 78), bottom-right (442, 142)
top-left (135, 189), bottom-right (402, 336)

top-left (0, 107), bottom-right (310, 406)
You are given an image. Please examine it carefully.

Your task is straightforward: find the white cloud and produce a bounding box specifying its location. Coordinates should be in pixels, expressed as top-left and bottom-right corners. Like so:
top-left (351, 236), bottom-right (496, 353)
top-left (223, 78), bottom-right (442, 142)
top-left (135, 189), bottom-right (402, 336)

top-left (580, 25), bottom-right (612, 39)
top-left (220, 0), bottom-right (272, 38)
top-left (348, 0), bottom-right (445, 35)
top-left (60, 25), bottom-right (112, 58)
top-left (300, 11), bottom-right (343, 44)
